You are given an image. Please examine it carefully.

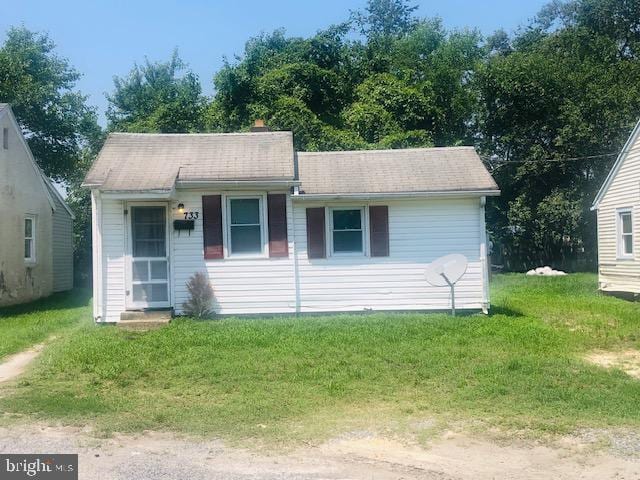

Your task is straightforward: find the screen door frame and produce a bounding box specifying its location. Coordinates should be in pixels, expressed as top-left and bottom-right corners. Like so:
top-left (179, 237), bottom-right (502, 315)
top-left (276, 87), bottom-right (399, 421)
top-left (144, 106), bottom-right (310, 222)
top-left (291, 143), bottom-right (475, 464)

top-left (125, 202), bottom-right (171, 310)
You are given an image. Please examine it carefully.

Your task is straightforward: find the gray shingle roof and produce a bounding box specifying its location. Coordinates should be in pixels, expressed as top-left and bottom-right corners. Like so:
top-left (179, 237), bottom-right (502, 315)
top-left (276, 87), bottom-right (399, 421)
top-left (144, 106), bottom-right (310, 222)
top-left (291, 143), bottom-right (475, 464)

top-left (83, 131), bottom-right (295, 191)
top-left (84, 132), bottom-right (498, 195)
top-left (296, 147), bottom-right (499, 195)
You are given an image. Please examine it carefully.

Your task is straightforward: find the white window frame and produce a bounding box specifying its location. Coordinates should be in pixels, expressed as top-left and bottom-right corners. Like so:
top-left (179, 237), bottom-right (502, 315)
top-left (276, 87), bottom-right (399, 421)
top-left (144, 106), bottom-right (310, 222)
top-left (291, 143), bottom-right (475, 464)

top-left (329, 206), bottom-right (368, 257)
top-left (617, 207), bottom-right (634, 259)
top-left (24, 215), bottom-right (36, 264)
top-left (224, 194), bottom-right (268, 259)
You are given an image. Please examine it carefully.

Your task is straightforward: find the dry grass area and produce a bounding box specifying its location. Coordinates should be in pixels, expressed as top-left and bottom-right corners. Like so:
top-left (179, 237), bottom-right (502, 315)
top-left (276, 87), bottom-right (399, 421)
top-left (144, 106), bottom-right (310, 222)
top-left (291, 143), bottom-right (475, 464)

top-left (585, 350), bottom-right (640, 379)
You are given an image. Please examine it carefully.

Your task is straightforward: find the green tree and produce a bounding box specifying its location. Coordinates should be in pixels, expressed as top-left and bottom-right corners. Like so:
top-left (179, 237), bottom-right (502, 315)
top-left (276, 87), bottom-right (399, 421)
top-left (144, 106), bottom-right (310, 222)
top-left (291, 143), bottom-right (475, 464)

top-left (210, 0), bottom-right (480, 150)
top-left (0, 27), bottom-right (100, 181)
top-left (107, 51), bottom-right (205, 132)
top-left (0, 26), bottom-right (103, 284)
top-left (352, 0), bottom-right (418, 39)
top-left (477, 0), bottom-right (640, 270)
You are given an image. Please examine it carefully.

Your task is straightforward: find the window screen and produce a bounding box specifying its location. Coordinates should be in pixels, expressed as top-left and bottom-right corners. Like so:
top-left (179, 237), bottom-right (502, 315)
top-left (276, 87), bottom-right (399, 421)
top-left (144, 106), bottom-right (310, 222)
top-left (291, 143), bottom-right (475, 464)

top-left (620, 211), bottom-right (633, 256)
top-left (332, 209), bottom-right (363, 253)
top-left (229, 198), bottom-right (262, 254)
top-left (131, 206), bottom-right (166, 257)
top-left (24, 217), bottom-right (34, 260)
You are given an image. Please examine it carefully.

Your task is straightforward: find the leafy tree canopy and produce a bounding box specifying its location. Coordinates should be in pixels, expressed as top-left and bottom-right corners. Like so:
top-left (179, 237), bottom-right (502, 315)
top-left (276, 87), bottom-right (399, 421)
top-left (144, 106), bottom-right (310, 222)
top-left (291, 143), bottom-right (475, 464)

top-left (5, 0), bottom-right (640, 274)
top-left (476, 0), bottom-right (640, 270)
top-left (0, 27), bottom-right (100, 181)
top-left (209, 1), bottom-right (481, 150)
top-left (106, 51), bottom-right (205, 133)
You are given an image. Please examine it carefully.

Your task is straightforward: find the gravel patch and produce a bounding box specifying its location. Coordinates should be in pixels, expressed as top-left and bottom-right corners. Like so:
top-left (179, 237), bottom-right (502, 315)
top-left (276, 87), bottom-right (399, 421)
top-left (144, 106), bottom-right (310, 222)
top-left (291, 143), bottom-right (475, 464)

top-left (0, 423), bottom-right (639, 480)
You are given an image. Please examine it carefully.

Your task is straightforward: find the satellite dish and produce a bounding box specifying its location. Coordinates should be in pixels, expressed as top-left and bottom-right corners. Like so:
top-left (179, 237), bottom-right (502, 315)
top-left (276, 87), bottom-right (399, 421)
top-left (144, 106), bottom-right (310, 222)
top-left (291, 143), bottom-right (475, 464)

top-left (425, 254), bottom-right (468, 316)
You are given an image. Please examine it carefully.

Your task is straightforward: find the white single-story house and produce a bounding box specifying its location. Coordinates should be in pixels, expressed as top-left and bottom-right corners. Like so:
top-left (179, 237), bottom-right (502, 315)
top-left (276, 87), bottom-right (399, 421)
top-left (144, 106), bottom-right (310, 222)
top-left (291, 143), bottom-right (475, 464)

top-left (592, 119), bottom-right (640, 295)
top-left (0, 103), bottom-right (75, 306)
top-left (83, 127), bottom-right (500, 322)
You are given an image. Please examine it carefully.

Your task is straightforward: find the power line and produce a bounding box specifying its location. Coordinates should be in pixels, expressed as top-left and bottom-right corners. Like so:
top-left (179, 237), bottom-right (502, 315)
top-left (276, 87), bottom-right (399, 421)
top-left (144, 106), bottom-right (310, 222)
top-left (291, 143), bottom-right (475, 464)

top-left (481, 152), bottom-right (618, 167)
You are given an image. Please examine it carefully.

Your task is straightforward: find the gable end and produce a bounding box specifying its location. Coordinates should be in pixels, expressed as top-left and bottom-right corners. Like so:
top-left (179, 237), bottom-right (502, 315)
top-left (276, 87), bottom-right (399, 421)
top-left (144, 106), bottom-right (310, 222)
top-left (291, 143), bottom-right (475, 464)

top-left (592, 118), bottom-right (640, 210)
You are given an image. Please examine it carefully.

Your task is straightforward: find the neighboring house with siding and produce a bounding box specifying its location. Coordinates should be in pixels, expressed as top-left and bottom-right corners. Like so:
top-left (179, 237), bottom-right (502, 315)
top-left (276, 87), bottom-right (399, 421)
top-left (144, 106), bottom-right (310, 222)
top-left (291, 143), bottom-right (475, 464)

top-left (592, 119), bottom-right (640, 295)
top-left (0, 103), bottom-right (75, 306)
top-left (83, 126), bottom-right (500, 322)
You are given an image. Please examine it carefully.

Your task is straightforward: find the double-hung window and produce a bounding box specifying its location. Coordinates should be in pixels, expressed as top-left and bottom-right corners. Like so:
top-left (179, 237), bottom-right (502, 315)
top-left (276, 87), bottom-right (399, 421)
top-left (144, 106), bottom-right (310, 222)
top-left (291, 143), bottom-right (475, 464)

top-left (227, 197), bottom-right (265, 256)
top-left (24, 215), bottom-right (35, 263)
top-left (331, 208), bottom-right (364, 254)
top-left (618, 208), bottom-right (634, 258)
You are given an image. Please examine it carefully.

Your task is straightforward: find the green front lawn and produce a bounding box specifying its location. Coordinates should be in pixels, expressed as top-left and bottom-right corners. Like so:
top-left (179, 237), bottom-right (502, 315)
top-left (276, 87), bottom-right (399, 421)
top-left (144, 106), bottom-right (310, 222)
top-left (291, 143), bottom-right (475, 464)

top-left (1, 275), bottom-right (639, 444)
top-left (0, 290), bottom-right (91, 359)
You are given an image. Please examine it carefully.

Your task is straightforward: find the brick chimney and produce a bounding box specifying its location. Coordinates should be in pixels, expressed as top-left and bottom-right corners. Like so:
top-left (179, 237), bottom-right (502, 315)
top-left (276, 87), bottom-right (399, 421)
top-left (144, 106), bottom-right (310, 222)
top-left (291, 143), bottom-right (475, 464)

top-left (250, 119), bottom-right (270, 132)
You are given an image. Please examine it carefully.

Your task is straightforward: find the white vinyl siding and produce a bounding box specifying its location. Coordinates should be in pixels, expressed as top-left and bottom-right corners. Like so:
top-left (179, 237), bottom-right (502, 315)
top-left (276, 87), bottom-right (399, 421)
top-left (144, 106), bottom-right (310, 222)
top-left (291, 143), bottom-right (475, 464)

top-left (293, 198), bottom-right (484, 312)
top-left (101, 198), bottom-right (127, 321)
top-left (171, 190), bottom-right (296, 315)
top-left (97, 191), bottom-right (489, 319)
top-left (596, 128), bottom-right (640, 293)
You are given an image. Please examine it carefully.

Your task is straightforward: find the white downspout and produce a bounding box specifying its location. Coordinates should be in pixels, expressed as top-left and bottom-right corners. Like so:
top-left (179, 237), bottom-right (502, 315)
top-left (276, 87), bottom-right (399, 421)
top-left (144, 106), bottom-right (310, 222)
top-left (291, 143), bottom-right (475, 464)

top-left (291, 187), bottom-right (301, 314)
top-left (479, 196), bottom-right (489, 314)
top-left (91, 190), bottom-right (104, 322)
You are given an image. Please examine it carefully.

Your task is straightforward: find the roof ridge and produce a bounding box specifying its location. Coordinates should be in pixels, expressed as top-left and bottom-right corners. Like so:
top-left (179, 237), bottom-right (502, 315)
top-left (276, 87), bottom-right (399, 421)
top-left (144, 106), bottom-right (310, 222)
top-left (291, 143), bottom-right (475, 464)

top-left (107, 131), bottom-right (291, 137)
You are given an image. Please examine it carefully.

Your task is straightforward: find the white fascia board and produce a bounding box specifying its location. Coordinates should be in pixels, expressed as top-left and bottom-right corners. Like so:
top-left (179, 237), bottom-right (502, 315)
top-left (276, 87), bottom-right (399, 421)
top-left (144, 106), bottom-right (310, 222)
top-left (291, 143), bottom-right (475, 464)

top-left (176, 179), bottom-right (300, 189)
top-left (293, 190), bottom-right (501, 201)
top-left (41, 170), bottom-right (76, 219)
top-left (100, 190), bottom-right (175, 200)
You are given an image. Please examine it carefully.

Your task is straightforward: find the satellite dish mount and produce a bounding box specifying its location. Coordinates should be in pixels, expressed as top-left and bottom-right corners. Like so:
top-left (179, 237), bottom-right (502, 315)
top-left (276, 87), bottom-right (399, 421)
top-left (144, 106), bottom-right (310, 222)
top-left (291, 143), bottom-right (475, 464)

top-left (425, 254), bottom-right (468, 316)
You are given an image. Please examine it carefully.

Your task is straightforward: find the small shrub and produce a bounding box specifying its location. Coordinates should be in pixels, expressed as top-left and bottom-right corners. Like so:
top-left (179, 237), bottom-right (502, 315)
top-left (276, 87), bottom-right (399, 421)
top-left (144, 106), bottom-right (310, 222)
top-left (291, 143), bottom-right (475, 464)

top-left (182, 272), bottom-right (214, 319)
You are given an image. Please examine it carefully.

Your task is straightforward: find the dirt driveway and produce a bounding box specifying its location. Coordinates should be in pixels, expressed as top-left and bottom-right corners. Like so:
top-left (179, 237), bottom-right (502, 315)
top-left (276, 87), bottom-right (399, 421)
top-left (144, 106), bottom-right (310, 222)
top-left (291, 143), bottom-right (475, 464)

top-left (0, 423), bottom-right (639, 480)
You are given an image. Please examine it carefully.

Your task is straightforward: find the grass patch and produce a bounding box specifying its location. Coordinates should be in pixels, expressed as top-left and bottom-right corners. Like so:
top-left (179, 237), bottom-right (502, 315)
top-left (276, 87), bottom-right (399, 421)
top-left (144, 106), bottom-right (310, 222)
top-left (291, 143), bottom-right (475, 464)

top-left (1, 274), bottom-right (639, 443)
top-left (0, 290), bottom-right (91, 359)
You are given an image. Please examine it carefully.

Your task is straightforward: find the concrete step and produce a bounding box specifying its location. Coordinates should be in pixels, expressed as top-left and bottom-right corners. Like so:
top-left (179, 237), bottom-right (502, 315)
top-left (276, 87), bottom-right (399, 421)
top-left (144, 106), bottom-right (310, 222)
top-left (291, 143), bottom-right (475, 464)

top-left (119, 310), bottom-right (172, 330)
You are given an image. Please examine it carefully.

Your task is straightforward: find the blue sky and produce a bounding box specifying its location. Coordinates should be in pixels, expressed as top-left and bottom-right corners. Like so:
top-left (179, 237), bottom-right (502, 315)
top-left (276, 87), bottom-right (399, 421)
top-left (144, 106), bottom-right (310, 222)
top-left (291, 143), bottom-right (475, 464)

top-left (1, 0), bottom-right (548, 125)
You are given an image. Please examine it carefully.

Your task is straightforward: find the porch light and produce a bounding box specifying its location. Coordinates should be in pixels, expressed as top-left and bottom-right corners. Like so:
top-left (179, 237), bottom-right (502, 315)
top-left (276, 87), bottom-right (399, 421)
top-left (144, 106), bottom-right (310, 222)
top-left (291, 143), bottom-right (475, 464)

top-left (177, 203), bottom-right (185, 213)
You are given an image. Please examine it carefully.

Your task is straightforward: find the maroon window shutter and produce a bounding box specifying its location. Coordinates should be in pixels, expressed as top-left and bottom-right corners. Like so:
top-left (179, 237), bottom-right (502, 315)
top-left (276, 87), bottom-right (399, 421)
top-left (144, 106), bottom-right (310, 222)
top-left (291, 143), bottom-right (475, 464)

top-left (369, 206), bottom-right (389, 257)
top-left (267, 194), bottom-right (289, 258)
top-left (202, 195), bottom-right (223, 259)
top-left (306, 207), bottom-right (326, 259)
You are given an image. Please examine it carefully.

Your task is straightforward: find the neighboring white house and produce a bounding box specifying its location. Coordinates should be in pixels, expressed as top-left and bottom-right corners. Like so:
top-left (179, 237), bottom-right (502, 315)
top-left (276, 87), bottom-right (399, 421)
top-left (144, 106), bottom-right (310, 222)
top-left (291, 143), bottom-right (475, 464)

top-left (0, 104), bottom-right (75, 306)
top-left (83, 127), bottom-right (500, 322)
top-left (592, 119), bottom-right (640, 295)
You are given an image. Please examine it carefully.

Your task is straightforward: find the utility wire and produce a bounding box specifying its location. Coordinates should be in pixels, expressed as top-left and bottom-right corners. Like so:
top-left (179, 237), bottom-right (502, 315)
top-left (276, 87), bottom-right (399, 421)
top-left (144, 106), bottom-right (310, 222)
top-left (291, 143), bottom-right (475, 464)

top-left (481, 152), bottom-right (618, 169)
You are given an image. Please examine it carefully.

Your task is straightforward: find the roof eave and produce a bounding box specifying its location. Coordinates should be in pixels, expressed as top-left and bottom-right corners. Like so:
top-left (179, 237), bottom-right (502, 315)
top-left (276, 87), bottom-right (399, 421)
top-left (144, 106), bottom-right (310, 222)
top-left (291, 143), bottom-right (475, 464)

top-left (176, 179), bottom-right (300, 189)
top-left (293, 189), bottom-right (501, 200)
top-left (99, 187), bottom-right (175, 200)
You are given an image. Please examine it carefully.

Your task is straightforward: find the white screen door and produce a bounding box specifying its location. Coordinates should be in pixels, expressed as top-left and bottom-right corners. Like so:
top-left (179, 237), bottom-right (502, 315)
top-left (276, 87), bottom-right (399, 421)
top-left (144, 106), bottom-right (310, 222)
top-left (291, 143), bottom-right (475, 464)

top-left (127, 205), bottom-right (170, 309)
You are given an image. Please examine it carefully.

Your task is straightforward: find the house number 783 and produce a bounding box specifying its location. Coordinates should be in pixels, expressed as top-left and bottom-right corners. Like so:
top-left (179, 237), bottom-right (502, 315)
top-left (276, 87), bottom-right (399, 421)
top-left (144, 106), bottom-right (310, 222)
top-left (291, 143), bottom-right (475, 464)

top-left (183, 211), bottom-right (199, 220)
